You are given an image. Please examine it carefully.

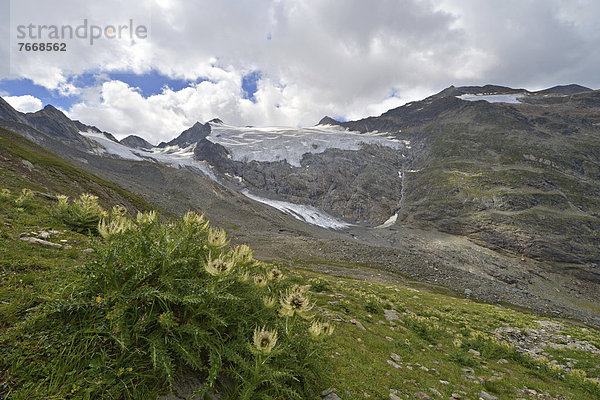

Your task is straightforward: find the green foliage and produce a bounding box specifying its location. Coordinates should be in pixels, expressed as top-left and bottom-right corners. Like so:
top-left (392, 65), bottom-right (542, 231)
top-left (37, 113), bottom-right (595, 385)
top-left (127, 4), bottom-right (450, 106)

top-left (309, 278), bottom-right (331, 293)
top-left (51, 193), bottom-right (109, 234)
top-left (0, 188), bottom-right (13, 202)
top-left (363, 295), bottom-right (384, 315)
top-left (447, 348), bottom-right (479, 368)
top-left (8, 211), bottom-right (326, 399)
top-left (14, 188), bottom-right (34, 209)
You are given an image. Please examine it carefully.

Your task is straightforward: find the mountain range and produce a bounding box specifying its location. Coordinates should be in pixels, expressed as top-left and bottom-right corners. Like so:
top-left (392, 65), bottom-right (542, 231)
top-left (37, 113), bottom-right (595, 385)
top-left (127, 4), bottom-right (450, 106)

top-left (0, 83), bottom-right (598, 327)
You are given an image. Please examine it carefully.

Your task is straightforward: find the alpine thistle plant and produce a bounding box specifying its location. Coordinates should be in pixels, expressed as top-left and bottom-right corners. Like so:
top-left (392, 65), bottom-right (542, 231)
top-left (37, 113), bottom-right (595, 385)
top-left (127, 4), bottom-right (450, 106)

top-left (308, 320), bottom-right (323, 338)
top-left (308, 320), bottom-right (335, 338)
top-left (98, 216), bottom-right (133, 241)
top-left (252, 326), bottom-right (278, 354)
top-left (14, 188), bottom-right (34, 206)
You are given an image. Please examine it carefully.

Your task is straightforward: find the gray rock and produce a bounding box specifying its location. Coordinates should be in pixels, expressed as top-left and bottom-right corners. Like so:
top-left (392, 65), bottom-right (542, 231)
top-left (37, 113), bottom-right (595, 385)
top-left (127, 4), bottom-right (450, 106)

top-left (384, 309), bottom-right (402, 322)
top-left (479, 391), bottom-right (499, 400)
top-left (390, 352), bottom-right (402, 363)
top-left (322, 389), bottom-right (342, 400)
top-left (349, 319), bottom-right (366, 330)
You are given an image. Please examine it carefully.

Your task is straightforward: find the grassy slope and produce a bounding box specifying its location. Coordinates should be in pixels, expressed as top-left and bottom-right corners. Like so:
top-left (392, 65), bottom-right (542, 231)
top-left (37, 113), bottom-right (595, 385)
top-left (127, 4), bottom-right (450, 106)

top-left (0, 193), bottom-right (598, 399)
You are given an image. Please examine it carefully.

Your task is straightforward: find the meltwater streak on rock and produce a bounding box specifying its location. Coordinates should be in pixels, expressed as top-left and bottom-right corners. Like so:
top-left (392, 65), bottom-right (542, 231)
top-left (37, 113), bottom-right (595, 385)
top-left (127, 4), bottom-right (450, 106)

top-left (376, 165), bottom-right (405, 229)
top-left (398, 165), bottom-right (406, 213)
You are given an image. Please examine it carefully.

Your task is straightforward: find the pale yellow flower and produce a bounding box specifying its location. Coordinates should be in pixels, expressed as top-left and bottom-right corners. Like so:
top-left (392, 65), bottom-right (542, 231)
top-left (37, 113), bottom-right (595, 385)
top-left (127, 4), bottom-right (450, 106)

top-left (205, 253), bottom-right (235, 276)
top-left (267, 268), bottom-right (284, 281)
top-left (136, 210), bottom-right (157, 224)
top-left (279, 286), bottom-right (313, 319)
top-left (233, 244), bottom-right (253, 263)
top-left (253, 275), bottom-right (267, 287)
top-left (14, 188), bottom-right (34, 206)
top-left (182, 211), bottom-right (207, 228)
top-left (253, 326), bottom-right (278, 354)
top-left (207, 226), bottom-right (228, 248)
top-left (111, 205), bottom-right (128, 217)
top-left (0, 188), bottom-right (11, 201)
top-left (238, 271), bottom-right (250, 282)
top-left (98, 217), bottom-right (133, 240)
top-left (263, 296), bottom-right (276, 308)
top-left (309, 320), bottom-right (323, 337)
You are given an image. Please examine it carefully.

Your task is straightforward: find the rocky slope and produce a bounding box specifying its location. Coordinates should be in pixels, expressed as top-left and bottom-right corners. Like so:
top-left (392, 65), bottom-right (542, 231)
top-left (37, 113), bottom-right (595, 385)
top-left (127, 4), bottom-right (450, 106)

top-left (321, 86), bottom-right (600, 267)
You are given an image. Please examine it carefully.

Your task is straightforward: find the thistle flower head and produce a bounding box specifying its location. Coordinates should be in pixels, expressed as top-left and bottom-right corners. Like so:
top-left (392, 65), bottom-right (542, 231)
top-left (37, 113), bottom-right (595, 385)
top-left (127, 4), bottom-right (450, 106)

top-left (233, 244), bottom-right (253, 263)
top-left (309, 320), bottom-right (323, 337)
top-left (183, 211), bottom-right (207, 227)
top-left (15, 188), bottom-right (34, 206)
top-left (279, 286), bottom-right (313, 319)
top-left (56, 194), bottom-right (69, 210)
top-left (308, 320), bottom-right (334, 338)
top-left (253, 275), bottom-right (267, 287)
top-left (253, 326), bottom-right (278, 354)
top-left (136, 210), bottom-right (157, 225)
top-left (0, 188), bottom-right (11, 200)
top-left (267, 268), bottom-right (284, 281)
top-left (207, 226), bottom-right (229, 248)
top-left (322, 321), bottom-right (335, 336)
top-left (111, 205), bottom-right (128, 218)
top-left (98, 217), bottom-right (133, 240)
top-left (238, 270), bottom-right (250, 282)
top-left (263, 296), bottom-right (276, 308)
top-left (205, 253), bottom-right (235, 276)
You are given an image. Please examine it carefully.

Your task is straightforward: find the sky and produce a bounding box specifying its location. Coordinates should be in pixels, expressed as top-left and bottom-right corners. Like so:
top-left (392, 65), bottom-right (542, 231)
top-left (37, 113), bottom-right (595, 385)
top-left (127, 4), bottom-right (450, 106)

top-left (0, 0), bottom-right (599, 144)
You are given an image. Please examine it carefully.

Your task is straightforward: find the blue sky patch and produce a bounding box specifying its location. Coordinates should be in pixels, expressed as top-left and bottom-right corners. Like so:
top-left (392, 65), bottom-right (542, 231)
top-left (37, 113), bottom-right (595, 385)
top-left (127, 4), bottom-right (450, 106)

top-left (242, 71), bottom-right (261, 102)
top-left (103, 70), bottom-right (199, 97)
top-left (0, 70), bottom-right (205, 111)
top-left (0, 78), bottom-right (75, 110)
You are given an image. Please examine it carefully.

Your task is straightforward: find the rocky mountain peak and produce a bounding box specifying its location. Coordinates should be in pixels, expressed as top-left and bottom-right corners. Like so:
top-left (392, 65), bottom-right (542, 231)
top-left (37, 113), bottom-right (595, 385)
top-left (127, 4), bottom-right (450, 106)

top-left (0, 97), bottom-right (29, 124)
top-left (317, 116), bottom-right (340, 126)
top-left (158, 121), bottom-right (211, 148)
top-left (120, 135), bottom-right (153, 149)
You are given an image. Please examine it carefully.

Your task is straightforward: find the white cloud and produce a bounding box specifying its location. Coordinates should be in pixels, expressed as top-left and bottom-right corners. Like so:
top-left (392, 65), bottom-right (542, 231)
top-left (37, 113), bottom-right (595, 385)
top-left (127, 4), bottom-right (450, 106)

top-left (3, 95), bottom-right (43, 113)
top-left (3, 0), bottom-right (600, 142)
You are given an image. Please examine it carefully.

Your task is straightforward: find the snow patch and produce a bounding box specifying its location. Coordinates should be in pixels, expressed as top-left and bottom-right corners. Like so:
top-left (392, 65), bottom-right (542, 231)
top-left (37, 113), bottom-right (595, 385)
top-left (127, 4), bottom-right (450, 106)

top-left (242, 190), bottom-right (351, 230)
top-left (456, 93), bottom-right (526, 104)
top-left (80, 131), bottom-right (217, 180)
top-left (376, 213), bottom-right (398, 229)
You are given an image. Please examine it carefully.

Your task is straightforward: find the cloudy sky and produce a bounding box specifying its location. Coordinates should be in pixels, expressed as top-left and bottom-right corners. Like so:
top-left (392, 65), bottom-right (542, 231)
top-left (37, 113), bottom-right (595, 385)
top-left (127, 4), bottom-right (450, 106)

top-left (0, 0), bottom-right (599, 144)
